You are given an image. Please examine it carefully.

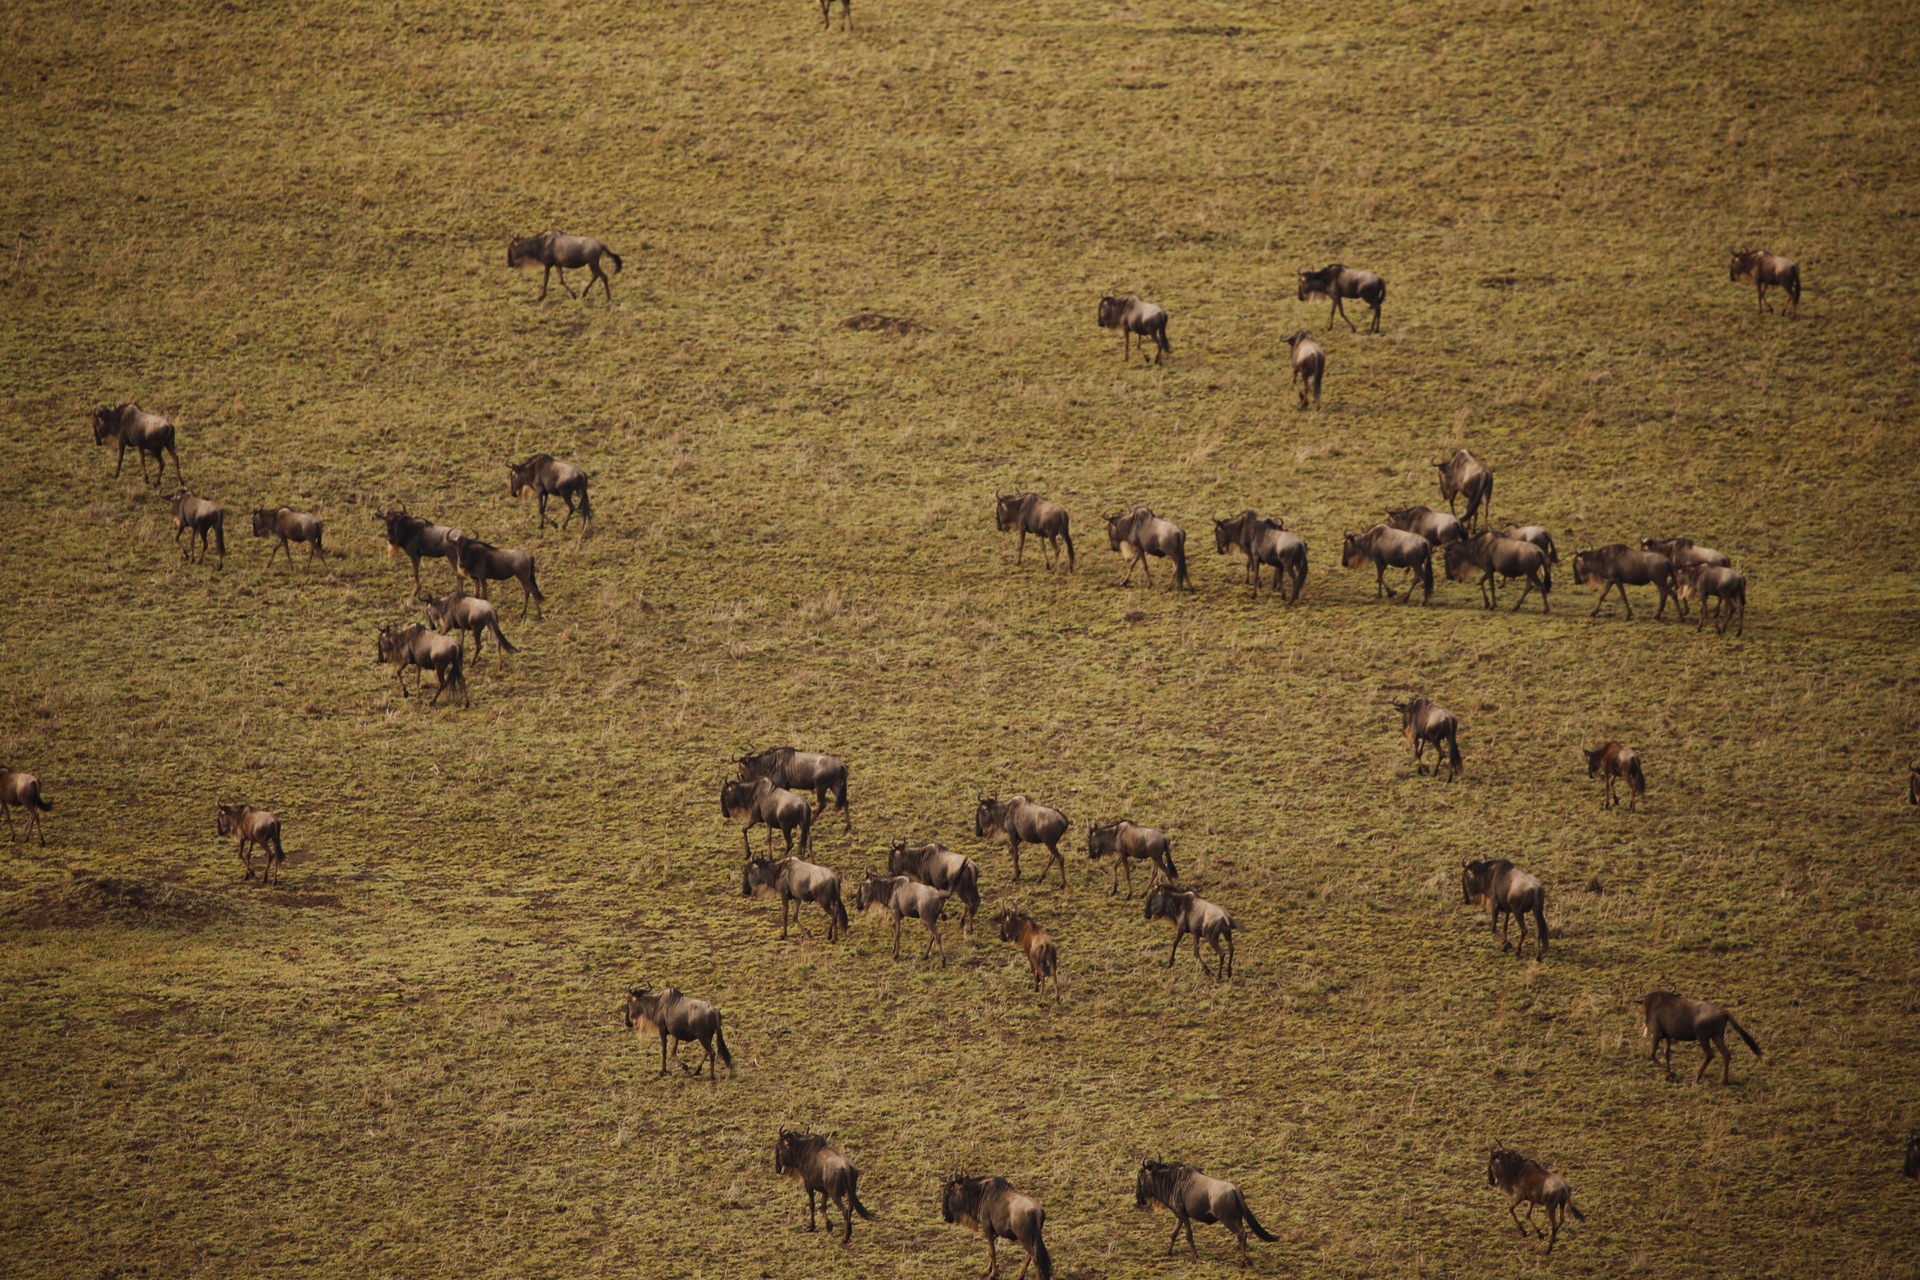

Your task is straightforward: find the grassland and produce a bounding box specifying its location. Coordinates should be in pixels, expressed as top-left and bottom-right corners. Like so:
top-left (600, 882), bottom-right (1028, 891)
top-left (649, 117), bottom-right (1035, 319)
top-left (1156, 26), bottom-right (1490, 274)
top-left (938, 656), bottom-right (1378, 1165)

top-left (2, 0), bottom-right (1919, 1275)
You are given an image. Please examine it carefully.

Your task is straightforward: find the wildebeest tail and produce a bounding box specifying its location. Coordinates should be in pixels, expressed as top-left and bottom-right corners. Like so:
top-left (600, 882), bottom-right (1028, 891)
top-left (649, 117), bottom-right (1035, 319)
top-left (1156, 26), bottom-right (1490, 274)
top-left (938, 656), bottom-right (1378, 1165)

top-left (1533, 901), bottom-right (1549, 953)
top-left (1567, 1196), bottom-right (1585, 1221)
top-left (1447, 731), bottom-right (1462, 773)
top-left (212, 516), bottom-right (226, 560)
top-left (577, 480), bottom-right (593, 522)
top-left (1172, 542), bottom-right (1191, 590)
top-left (1419, 553), bottom-right (1435, 598)
top-left (528, 566), bottom-right (546, 602)
top-left (607, 249), bottom-right (623, 273)
top-left (1039, 941), bottom-right (1059, 978)
top-left (713, 1019), bottom-right (733, 1068)
top-left (1241, 1199), bottom-right (1277, 1242)
top-left (1627, 757), bottom-right (1645, 798)
top-left (955, 861), bottom-right (980, 910)
top-left (1156, 321), bottom-right (1171, 355)
top-left (1033, 1234), bottom-right (1054, 1280)
top-left (831, 886), bottom-right (850, 934)
top-left (489, 618), bottom-right (518, 653)
top-left (849, 1177), bottom-right (874, 1221)
top-left (30, 788), bottom-right (51, 813)
top-left (1728, 1015), bottom-right (1761, 1059)
top-left (1061, 528), bottom-right (1075, 571)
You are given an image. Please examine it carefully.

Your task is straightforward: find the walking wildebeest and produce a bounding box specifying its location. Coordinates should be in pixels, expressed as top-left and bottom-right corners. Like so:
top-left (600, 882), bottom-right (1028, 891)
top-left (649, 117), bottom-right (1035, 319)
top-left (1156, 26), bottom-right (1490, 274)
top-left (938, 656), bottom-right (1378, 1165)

top-left (1640, 536), bottom-right (1730, 571)
top-left (818, 0), bottom-right (851, 29)
top-left (251, 507), bottom-right (325, 568)
top-left (1343, 524), bottom-right (1433, 603)
top-left (1496, 524), bottom-right (1558, 563)
top-left (623, 985), bottom-right (733, 1079)
top-left (452, 536), bottom-right (545, 620)
top-left (1486, 1149), bottom-right (1584, 1254)
top-left (508, 231), bottom-right (623, 302)
top-left (744, 856), bottom-right (850, 940)
top-left (168, 491), bottom-right (225, 567)
top-left (975, 796), bottom-right (1070, 887)
top-left (1387, 504), bottom-right (1467, 547)
top-left (1144, 886), bottom-right (1236, 980)
top-left (887, 840), bottom-right (980, 931)
top-left (1443, 532), bottom-right (1552, 612)
top-left (1729, 248), bottom-right (1800, 318)
top-left (1098, 294), bottom-right (1171, 364)
top-left (1086, 821), bottom-right (1178, 897)
top-left (774, 1130), bottom-right (872, 1243)
top-left (91, 404), bottom-right (183, 486)
top-left (1105, 507), bottom-right (1191, 591)
top-left (1285, 330), bottom-right (1325, 409)
top-left (1213, 511), bottom-right (1308, 603)
top-left (995, 493), bottom-right (1075, 571)
top-left (376, 622), bottom-right (469, 706)
top-left (1572, 544), bottom-right (1676, 620)
top-left (216, 803), bottom-right (284, 884)
top-left (996, 911), bottom-right (1060, 999)
top-left (0, 768), bottom-right (52, 846)
top-left (377, 508), bottom-right (467, 597)
top-left (1435, 449), bottom-right (1493, 529)
top-left (721, 777), bottom-right (813, 857)
top-left (1134, 1160), bottom-right (1276, 1267)
top-left (425, 591), bottom-right (517, 661)
top-left (1640, 988), bottom-right (1762, 1085)
top-left (1393, 695), bottom-right (1461, 780)
top-left (1676, 564), bottom-right (1748, 635)
top-left (856, 872), bottom-right (951, 964)
top-left (1298, 263), bottom-right (1386, 333)
top-left (507, 455), bottom-right (593, 530)
top-left (1583, 742), bottom-right (1645, 810)
top-left (738, 747), bottom-right (851, 832)
top-left (1461, 859), bottom-right (1548, 959)
top-left (941, 1174), bottom-right (1053, 1280)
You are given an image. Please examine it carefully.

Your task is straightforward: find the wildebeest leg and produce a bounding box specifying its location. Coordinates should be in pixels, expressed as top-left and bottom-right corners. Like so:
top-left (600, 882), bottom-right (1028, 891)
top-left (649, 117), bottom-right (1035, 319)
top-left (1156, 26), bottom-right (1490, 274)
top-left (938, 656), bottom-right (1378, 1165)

top-left (1664, 1039), bottom-right (1675, 1081)
top-left (1009, 839), bottom-right (1023, 881)
top-left (740, 825), bottom-right (752, 859)
top-left (890, 913), bottom-right (902, 959)
top-left (1168, 925), bottom-right (1186, 968)
top-left (1224, 933), bottom-right (1234, 978)
top-left (555, 266), bottom-right (578, 298)
top-left (985, 1234), bottom-right (1000, 1279)
top-left (803, 1186), bottom-right (818, 1231)
top-left (1376, 560), bottom-right (1390, 599)
top-left (1014, 527), bottom-right (1026, 565)
top-left (1696, 1037), bottom-right (1717, 1083)
top-left (591, 261), bottom-right (612, 302)
top-left (1513, 910), bottom-right (1528, 958)
top-left (1049, 840), bottom-right (1066, 889)
top-left (927, 916), bottom-right (946, 965)
top-left (1185, 1215), bottom-right (1201, 1260)
top-left (1506, 1197), bottom-right (1527, 1235)
top-left (1166, 1215), bottom-right (1185, 1255)
top-left (536, 264), bottom-right (553, 300)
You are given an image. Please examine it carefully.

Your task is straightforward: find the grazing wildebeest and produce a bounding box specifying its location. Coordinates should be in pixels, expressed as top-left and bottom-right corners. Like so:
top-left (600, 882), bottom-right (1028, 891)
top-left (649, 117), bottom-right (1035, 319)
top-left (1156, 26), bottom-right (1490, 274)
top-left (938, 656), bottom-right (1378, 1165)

top-left (251, 507), bottom-right (325, 568)
top-left (1105, 507), bottom-right (1191, 591)
top-left (1387, 504), bottom-right (1467, 547)
top-left (1641, 536), bottom-right (1730, 571)
top-left (1443, 532), bottom-right (1552, 612)
top-left (887, 840), bottom-right (980, 930)
top-left (1583, 742), bottom-right (1645, 810)
top-left (774, 1130), bottom-right (872, 1243)
top-left (1393, 695), bottom-right (1461, 780)
top-left (996, 911), bottom-right (1060, 999)
top-left (1134, 1160), bottom-right (1276, 1267)
top-left (1729, 248), bottom-right (1800, 318)
top-left (744, 856), bottom-right (850, 940)
top-left (738, 747), bottom-right (851, 832)
top-left (1486, 1149), bottom-right (1584, 1254)
top-left (818, 0), bottom-right (851, 29)
top-left (91, 404), bottom-right (183, 486)
top-left (1298, 263), bottom-right (1386, 333)
top-left (1641, 988), bottom-right (1762, 1085)
top-left (856, 872), bottom-right (951, 964)
top-left (721, 777), bottom-right (813, 857)
top-left (1213, 510), bottom-right (1308, 603)
top-left (508, 231), bottom-right (623, 302)
top-left (1285, 330), bottom-right (1325, 408)
top-left (1435, 449), bottom-right (1494, 529)
top-left (376, 622), bottom-right (469, 706)
top-left (1497, 524), bottom-right (1558, 563)
top-left (941, 1174), bottom-right (1053, 1280)
top-left (1676, 564), bottom-right (1748, 635)
top-left (168, 491), bottom-right (225, 566)
top-left (1461, 859), bottom-right (1548, 959)
top-left (377, 508), bottom-right (467, 597)
top-left (975, 796), bottom-right (1070, 887)
top-left (1343, 524), bottom-right (1433, 603)
top-left (995, 493), bottom-right (1075, 572)
top-left (1144, 886), bottom-right (1236, 980)
top-left (507, 455), bottom-right (593, 530)
top-left (1098, 294), bottom-right (1171, 365)
top-left (1905, 1132), bottom-right (1919, 1178)
top-left (0, 768), bottom-right (52, 846)
top-left (452, 537), bottom-right (545, 620)
top-left (1572, 545), bottom-right (1676, 620)
top-left (216, 803), bottom-right (284, 884)
top-left (623, 985), bottom-right (733, 1079)
top-left (1086, 821), bottom-right (1178, 897)
top-left (425, 591), bottom-right (516, 661)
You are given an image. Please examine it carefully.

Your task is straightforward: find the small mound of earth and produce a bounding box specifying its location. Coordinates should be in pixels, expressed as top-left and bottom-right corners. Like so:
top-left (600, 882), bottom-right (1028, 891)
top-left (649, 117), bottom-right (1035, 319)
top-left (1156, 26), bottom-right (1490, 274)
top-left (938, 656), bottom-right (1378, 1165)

top-left (840, 312), bottom-right (925, 335)
top-left (5, 873), bottom-right (232, 930)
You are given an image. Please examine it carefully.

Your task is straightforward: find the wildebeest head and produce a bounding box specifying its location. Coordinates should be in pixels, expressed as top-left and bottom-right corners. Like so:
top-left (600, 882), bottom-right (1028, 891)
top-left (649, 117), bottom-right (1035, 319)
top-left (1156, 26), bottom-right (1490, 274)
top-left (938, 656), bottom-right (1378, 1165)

top-left (621, 984), bottom-right (653, 1030)
top-left (215, 803), bottom-right (242, 837)
top-left (1487, 1149), bottom-right (1524, 1191)
top-left (721, 778), bottom-right (755, 819)
top-left (507, 459), bottom-right (535, 499)
top-left (1087, 822), bottom-right (1119, 859)
top-left (507, 236), bottom-right (535, 268)
top-left (1461, 859), bottom-right (1494, 905)
top-left (1570, 549), bottom-right (1603, 587)
top-left (1285, 329), bottom-right (1313, 351)
top-left (994, 493), bottom-right (1018, 531)
top-left (1729, 249), bottom-right (1755, 282)
top-left (251, 509), bottom-right (277, 537)
top-left (974, 798), bottom-right (999, 839)
top-left (1143, 886), bottom-right (1186, 922)
top-left (995, 910), bottom-right (1028, 943)
top-left (1134, 1158), bottom-right (1174, 1209)
top-left (939, 1173), bottom-right (970, 1224)
top-left (1341, 531), bottom-right (1370, 569)
top-left (90, 407), bottom-right (117, 444)
top-left (1583, 746), bottom-right (1610, 777)
top-left (775, 1129), bottom-right (820, 1175)
top-left (1097, 296), bottom-right (1121, 329)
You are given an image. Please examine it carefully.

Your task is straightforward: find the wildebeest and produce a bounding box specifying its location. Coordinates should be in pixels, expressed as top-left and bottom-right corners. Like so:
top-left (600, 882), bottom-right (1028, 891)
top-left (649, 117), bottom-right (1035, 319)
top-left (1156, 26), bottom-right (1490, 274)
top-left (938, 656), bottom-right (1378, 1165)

top-left (168, 491), bottom-right (225, 566)
top-left (1729, 248), bottom-right (1800, 318)
top-left (774, 1130), bottom-right (872, 1243)
top-left (452, 536), bottom-right (545, 620)
top-left (508, 231), bottom-right (623, 302)
top-left (1213, 511), bottom-right (1308, 603)
top-left (1387, 504), bottom-right (1467, 547)
top-left (975, 796), bottom-right (1070, 887)
top-left (738, 747), bottom-right (851, 832)
top-left (1572, 544), bottom-right (1676, 620)
top-left (216, 803), bottom-right (284, 884)
top-left (1443, 532), bottom-right (1552, 612)
top-left (1640, 536), bottom-right (1730, 571)
top-left (1905, 1132), bottom-right (1919, 1178)
top-left (1297, 263), bottom-right (1386, 333)
top-left (1086, 821), bottom-right (1178, 897)
top-left (1144, 886), bottom-right (1236, 980)
top-left (1486, 1149), bottom-right (1584, 1254)
top-left (1640, 988), bottom-right (1762, 1085)
top-left (1435, 449), bottom-right (1493, 529)
top-left (1676, 564), bottom-right (1747, 636)
top-left (1393, 695), bottom-right (1460, 780)
top-left (818, 0), bottom-right (851, 30)
top-left (0, 768), bottom-right (52, 846)
top-left (91, 404), bottom-right (183, 486)
top-left (623, 985), bottom-right (733, 1079)
top-left (377, 508), bottom-right (467, 597)
top-left (941, 1174), bottom-right (1053, 1280)
top-left (887, 840), bottom-right (980, 931)
top-left (1583, 742), bottom-right (1645, 810)
top-left (376, 622), bottom-right (469, 706)
top-left (1497, 524), bottom-right (1558, 563)
top-left (1105, 508), bottom-right (1191, 591)
top-left (1285, 330), bottom-right (1325, 409)
top-left (744, 856), bottom-right (850, 940)
top-left (1134, 1160), bottom-right (1276, 1267)
top-left (425, 591), bottom-right (516, 661)
top-left (995, 493), bottom-right (1075, 572)
top-left (1343, 524), bottom-right (1433, 603)
top-left (1098, 294), bottom-right (1171, 364)
top-left (1461, 859), bottom-right (1548, 959)
top-left (251, 507), bottom-right (325, 568)
top-left (996, 910), bottom-right (1060, 999)
top-left (721, 777), bottom-right (813, 857)
top-left (507, 455), bottom-right (593, 530)
top-left (856, 872), bottom-right (951, 964)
